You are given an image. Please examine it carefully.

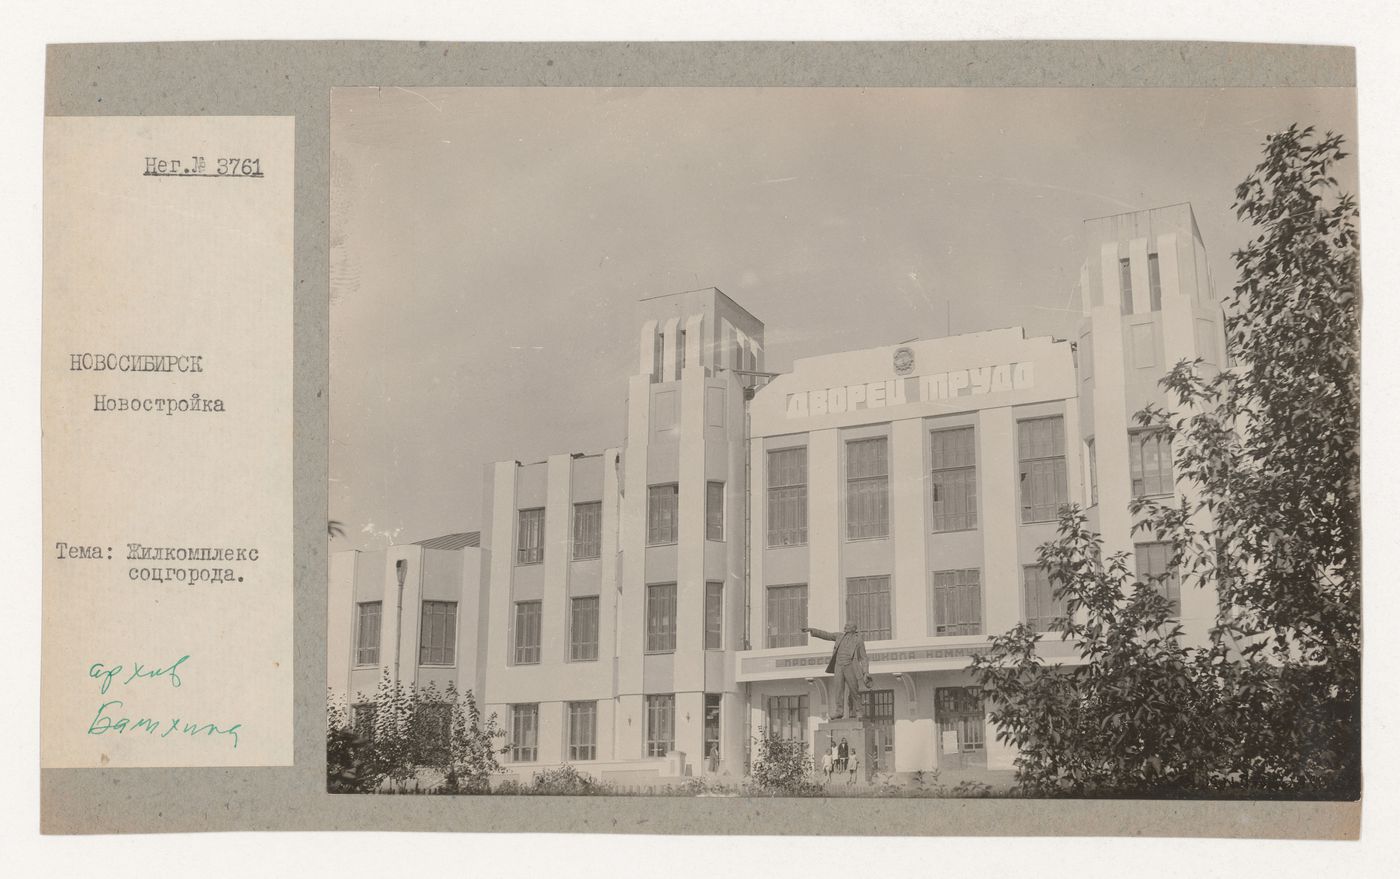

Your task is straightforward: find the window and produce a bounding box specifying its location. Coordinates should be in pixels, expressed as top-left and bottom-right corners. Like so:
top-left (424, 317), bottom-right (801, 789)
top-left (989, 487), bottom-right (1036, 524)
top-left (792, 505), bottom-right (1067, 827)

top-left (930, 427), bottom-right (977, 532)
top-left (517, 507), bottom-right (545, 565)
top-left (704, 581), bottom-right (724, 650)
top-left (413, 702), bottom-right (452, 764)
top-left (645, 583), bottom-right (677, 653)
top-left (351, 703), bottom-right (377, 743)
top-left (704, 694), bottom-right (722, 760)
top-left (767, 447), bottom-right (808, 547)
top-left (936, 687), bottom-right (986, 757)
top-left (1086, 438), bottom-right (1099, 506)
top-left (569, 596), bottom-right (599, 662)
top-left (1129, 430), bottom-right (1175, 497)
top-left (647, 483), bottom-right (679, 545)
top-left (513, 600), bottom-right (541, 665)
top-left (568, 701), bottom-right (597, 761)
top-left (354, 601), bottom-right (381, 666)
top-left (706, 481), bottom-right (725, 541)
top-left (846, 575), bottom-right (892, 641)
top-left (1148, 252), bottom-right (1163, 311)
top-left (652, 331), bottom-right (665, 383)
top-left (510, 704), bottom-right (539, 762)
top-left (931, 569), bottom-right (982, 636)
top-left (677, 328), bottom-right (687, 374)
top-left (846, 437), bottom-right (890, 539)
top-left (645, 694), bottom-right (674, 757)
top-left (766, 584), bottom-right (808, 648)
top-left (1018, 416), bottom-right (1067, 523)
top-left (418, 600), bottom-right (457, 666)
top-left (1136, 542), bottom-right (1181, 616)
top-left (572, 501), bottom-right (601, 560)
top-left (1118, 257), bottom-right (1133, 314)
top-left (766, 695), bottom-right (808, 741)
top-left (1023, 565), bottom-right (1067, 634)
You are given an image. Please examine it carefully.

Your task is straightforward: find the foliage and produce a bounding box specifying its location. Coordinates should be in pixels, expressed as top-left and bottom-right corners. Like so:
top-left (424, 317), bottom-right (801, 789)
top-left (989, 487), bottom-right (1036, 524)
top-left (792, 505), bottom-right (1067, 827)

top-left (326, 693), bottom-right (377, 793)
top-left (1136, 124), bottom-right (1360, 793)
top-left (326, 673), bottom-right (506, 794)
top-left (748, 727), bottom-right (820, 795)
top-left (328, 520), bottom-right (346, 539)
top-left (530, 764), bottom-right (599, 795)
top-left (971, 125), bottom-right (1360, 797)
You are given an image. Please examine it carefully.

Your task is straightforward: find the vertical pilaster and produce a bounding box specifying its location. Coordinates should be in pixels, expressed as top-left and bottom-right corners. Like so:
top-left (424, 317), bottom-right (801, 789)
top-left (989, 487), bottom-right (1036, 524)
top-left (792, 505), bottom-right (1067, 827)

top-left (979, 408), bottom-right (1019, 632)
top-left (891, 419), bottom-right (927, 638)
top-left (807, 429), bottom-right (840, 629)
top-left (542, 455), bottom-right (571, 666)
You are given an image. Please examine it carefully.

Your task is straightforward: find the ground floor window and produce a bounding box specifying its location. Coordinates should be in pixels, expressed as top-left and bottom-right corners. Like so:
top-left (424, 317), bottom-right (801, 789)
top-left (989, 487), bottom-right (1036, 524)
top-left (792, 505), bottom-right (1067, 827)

top-left (766, 694), bottom-right (808, 741)
top-left (568, 701), bottom-right (597, 761)
top-left (510, 703), bottom-right (539, 763)
top-left (645, 694), bottom-right (674, 758)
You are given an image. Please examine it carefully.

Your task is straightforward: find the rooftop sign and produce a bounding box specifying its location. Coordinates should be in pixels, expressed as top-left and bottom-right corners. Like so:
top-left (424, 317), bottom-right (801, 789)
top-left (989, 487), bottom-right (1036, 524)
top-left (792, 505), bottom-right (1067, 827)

top-left (784, 361), bottom-right (1035, 419)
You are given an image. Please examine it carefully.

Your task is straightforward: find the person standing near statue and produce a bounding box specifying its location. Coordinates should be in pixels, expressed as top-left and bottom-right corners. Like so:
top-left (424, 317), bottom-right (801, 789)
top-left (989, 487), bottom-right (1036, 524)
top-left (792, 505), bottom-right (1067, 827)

top-left (803, 622), bottom-right (873, 719)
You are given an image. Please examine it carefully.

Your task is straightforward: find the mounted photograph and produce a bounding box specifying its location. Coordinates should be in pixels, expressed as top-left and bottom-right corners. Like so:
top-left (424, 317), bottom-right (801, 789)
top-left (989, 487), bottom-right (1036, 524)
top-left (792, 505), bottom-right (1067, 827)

top-left (325, 85), bottom-right (1359, 802)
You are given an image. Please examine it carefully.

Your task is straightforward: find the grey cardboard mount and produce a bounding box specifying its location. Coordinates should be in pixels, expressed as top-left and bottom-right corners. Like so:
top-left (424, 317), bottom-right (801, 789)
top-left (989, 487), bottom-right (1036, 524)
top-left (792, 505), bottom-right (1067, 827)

top-left (41, 40), bottom-right (1357, 837)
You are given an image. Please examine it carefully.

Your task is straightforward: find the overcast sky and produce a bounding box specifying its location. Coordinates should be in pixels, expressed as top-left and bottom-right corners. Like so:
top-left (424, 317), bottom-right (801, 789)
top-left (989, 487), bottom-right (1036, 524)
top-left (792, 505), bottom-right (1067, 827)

top-left (329, 86), bottom-right (1357, 551)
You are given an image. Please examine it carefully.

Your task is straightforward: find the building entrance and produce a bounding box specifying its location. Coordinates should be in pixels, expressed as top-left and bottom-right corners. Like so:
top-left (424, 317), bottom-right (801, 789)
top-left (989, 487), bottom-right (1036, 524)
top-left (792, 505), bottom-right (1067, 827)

top-left (860, 688), bottom-right (895, 772)
top-left (936, 686), bottom-right (987, 769)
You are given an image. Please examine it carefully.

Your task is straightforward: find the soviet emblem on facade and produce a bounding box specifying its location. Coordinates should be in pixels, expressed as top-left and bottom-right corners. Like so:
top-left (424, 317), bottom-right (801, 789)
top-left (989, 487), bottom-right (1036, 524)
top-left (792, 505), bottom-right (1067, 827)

top-left (893, 346), bottom-right (915, 376)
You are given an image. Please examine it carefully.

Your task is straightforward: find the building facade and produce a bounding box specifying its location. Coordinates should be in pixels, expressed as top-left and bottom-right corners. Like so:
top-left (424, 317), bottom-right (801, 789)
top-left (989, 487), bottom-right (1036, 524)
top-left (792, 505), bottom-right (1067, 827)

top-left (329, 203), bottom-right (1228, 784)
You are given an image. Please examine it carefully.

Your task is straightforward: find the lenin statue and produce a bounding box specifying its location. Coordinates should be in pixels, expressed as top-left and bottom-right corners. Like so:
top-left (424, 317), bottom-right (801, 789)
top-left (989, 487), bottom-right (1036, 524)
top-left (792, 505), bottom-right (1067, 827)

top-left (803, 622), bottom-right (873, 719)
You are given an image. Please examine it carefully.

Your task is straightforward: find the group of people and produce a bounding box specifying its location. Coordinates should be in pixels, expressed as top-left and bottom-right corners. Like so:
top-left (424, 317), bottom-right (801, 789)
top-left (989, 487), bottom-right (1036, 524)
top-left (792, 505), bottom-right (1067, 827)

top-left (820, 736), bottom-right (859, 784)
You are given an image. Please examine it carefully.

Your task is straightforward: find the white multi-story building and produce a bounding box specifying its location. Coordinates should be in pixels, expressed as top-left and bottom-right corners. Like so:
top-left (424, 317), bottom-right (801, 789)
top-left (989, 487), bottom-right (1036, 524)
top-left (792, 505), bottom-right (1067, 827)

top-left (329, 203), bottom-right (1228, 784)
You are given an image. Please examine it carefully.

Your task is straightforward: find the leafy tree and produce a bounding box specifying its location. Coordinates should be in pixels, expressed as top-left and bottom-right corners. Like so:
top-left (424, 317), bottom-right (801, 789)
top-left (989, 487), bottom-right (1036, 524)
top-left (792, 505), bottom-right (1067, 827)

top-left (972, 125), bottom-right (1359, 797)
top-left (327, 673), bottom-right (506, 794)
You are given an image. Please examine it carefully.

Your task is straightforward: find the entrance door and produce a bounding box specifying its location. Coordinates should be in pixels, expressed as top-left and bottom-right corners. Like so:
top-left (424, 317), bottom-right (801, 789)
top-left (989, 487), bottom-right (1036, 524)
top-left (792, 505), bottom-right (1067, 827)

top-left (935, 686), bottom-right (987, 769)
top-left (860, 689), bottom-right (895, 772)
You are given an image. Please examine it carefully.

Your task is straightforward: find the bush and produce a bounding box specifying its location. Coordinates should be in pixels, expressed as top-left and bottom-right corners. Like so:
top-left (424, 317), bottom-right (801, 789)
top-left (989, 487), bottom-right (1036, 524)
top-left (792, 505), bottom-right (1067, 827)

top-left (530, 764), bottom-right (597, 795)
top-left (749, 727), bottom-right (820, 796)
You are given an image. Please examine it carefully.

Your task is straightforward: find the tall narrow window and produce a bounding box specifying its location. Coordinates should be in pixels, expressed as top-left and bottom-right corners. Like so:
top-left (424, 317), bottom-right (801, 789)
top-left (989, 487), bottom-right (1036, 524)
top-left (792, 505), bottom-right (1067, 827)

top-left (1135, 542), bottom-right (1181, 616)
top-left (646, 483), bottom-right (679, 545)
top-left (1148, 252), bottom-right (1163, 311)
top-left (572, 501), bottom-right (601, 560)
top-left (767, 447), bottom-right (808, 547)
top-left (930, 426), bottom-right (977, 532)
top-left (704, 581), bottom-right (724, 650)
top-left (766, 584), bottom-right (808, 648)
top-left (354, 601), bottom-right (382, 666)
top-left (510, 703), bottom-right (539, 762)
top-left (1118, 257), bottom-right (1134, 314)
top-left (705, 481), bottom-right (725, 541)
top-left (1086, 438), bottom-right (1099, 507)
top-left (517, 507), bottom-right (545, 565)
top-left (766, 695), bottom-right (808, 741)
top-left (645, 694), bottom-right (675, 757)
top-left (846, 437), bottom-right (890, 539)
top-left (645, 583), bottom-right (677, 653)
top-left (704, 694), bottom-right (722, 761)
top-left (569, 596), bottom-right (599, 662)
top-left (931, 569), bottom-right (982, 636)
top-left (676, 328), bottom-right (687, 374)
top-left (513, 600), bottom-right (541, 665)
top-left (568, 701), bottom-right (597, 761)
top-left (846, 575), bottom-right (892, 641)
top-left (1129, 430), bottom-right (1175, 497)
top-left (418, 600), bottom-right (457, 665)
top-left (652, 331), bottom-right (665, 383)
top-left (1023, 565), bottom-right (1066, 634)
top-left (1018, 416), bottom-right (1067, 523)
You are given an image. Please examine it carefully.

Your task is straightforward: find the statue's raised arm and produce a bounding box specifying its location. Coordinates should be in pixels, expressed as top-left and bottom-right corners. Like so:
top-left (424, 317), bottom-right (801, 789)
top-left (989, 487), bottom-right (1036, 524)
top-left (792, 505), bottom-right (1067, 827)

top-left (802, 626), bottom-right (839, 642)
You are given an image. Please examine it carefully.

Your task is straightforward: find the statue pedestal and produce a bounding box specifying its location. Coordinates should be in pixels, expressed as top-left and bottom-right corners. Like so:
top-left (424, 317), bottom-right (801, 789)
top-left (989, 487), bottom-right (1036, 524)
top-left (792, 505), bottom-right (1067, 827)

top-left (816, 718), bottom-right (874, 784)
